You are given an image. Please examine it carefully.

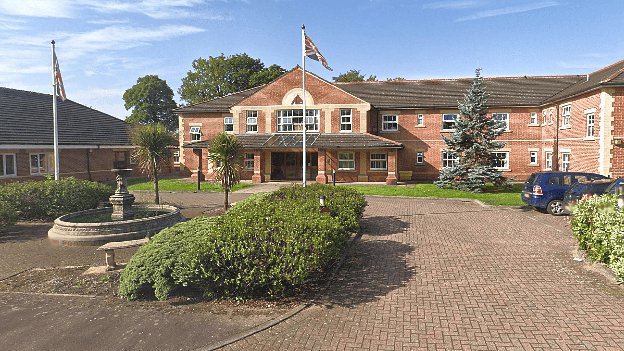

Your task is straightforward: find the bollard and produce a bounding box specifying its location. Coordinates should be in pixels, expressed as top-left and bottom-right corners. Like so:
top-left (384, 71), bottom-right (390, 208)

top-left (319, 195), bottom-right (330, 214)
top-left (332, 169), bottom-right (336, 186)
top-left (618, 184), bottom-right (624, 209)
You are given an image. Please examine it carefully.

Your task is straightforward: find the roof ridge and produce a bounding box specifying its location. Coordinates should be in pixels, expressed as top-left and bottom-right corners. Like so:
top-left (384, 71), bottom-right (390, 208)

top-left (362, 132), bottom-right (403, 146)
top-left (175, 84), bottom-right (268, 111)
top-left (335, 75), bottom-right (582, 85)
top-left (589, 58), bottom-right (624, 78)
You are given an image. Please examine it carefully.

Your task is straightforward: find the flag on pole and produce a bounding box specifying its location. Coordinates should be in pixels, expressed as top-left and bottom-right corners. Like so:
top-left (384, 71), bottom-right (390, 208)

top-left (53, 51), bottom-right (66, 101)
top-left (304, 33), bottom-right (332, 71)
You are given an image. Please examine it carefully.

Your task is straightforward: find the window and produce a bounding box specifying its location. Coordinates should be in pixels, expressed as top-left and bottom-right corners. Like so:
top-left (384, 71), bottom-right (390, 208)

top-left (244, 153), bottom-right (254, 170)
top-left (529, 151), bottom-right (538, 165)
top-left (417, 114), bottom-right (424, 126)
top-left (561, 152), bottom-right (571, 171)
top-left (416, 151), bottom-right (424, 165)
top-left (369, 153), bottom-right (387, 170)
top-left (491, 151), bottom-right (509, 170)
top-left (338, 152), bottom-right (355, 170)
top-left (442, 114), bottom-right (458, 130)
top-left (562, 105), bottom-right (571, 128)
top-left (277, 109), bottom-right (319, 132)
top-left (586, 113), bottom-right (595, 137)
top-left (340, 109), bottom-right (352, 132)
top-left (0, 154), bottom-right (16, 177)
top-left (246, 111), bottom-right (258, 133)
top-left (542, 111), bottom-right (547, 125)
top-left (382, 115), bottom-right (398, 131)
top-left (549, 111), bottom-right (553, 125)
top-left (30, 153), bottom-right (49, 175)
top-left (190, 126), bottom-right (201, 141)
top-left (224, 117), bottom-right (234, 132)
top-left (545, 151), bottom-right (553, 170)
top-left (492, 113), bottom-right (509, 131)
top-left (173, 151), bottom-right (180, 164)
top-left (530, 112), bottom-right (538, 125)
top-left (441, 151), bottom-right (458, 168)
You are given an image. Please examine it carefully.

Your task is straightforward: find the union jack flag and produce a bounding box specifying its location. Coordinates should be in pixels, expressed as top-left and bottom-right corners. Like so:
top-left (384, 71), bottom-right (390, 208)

top-left (53, 51), bottom-right (66, 101)
top-left (304, 33), bottom-right (332, 71)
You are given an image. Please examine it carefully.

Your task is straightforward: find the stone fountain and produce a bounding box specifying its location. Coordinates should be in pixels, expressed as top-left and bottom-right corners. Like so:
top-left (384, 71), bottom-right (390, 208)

top-left (48, 169), bottom-right (183, 246)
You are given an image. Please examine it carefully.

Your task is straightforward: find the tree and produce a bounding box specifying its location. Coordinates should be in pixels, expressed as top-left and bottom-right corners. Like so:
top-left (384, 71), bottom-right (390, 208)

top-left (123, 75), bottom-right (178, 131)
top-left (332, 69), bottom-right (376, 82)
top-left (178, 54), bottom-right (286, 105)
top-left (386, 77), bottom-right (406, 81)
top-left (208, 132), bottom-right (243, 210)
top-left (131, 124), bottom-right (176, 204)
top-left (434, 69), bottom-right (508, 192)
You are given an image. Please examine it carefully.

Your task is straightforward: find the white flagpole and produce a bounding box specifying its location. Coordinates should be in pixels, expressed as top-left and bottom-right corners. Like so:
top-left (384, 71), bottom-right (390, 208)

top-left (301, 24), bottom-right (307, 187)
top-left (51, 40), bottom-right (60, 181)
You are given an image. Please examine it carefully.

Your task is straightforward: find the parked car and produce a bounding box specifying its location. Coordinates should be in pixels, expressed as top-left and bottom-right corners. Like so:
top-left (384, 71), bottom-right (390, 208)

top-left (605, 178), bottom-right (624, 194)
top-left (522, 171), bottom-right (608, 215)
top-left (562, 179), bottom-right (613, 214)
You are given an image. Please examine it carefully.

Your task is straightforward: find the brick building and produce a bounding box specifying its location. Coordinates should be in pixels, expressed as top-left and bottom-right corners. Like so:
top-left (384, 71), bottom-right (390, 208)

top-left (0, 87), bottom-right (140, 183)
top-left (176, 60), bottom-right (624, 184)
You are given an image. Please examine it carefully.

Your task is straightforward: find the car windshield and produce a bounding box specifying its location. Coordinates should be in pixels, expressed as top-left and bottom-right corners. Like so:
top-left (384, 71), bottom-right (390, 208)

top-left (606, 178), bottom-right (624, 194)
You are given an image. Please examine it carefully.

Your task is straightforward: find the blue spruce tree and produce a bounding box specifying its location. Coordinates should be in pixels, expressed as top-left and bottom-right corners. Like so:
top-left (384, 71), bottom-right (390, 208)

top-left (435, 68), bottom-right (509, 192)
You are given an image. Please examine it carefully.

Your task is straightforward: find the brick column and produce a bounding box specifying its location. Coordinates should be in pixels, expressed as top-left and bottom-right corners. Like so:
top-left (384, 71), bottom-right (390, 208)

top-left (385, 149), bottom-right (397, 185)
top-left (315, 149), bottom-right (328, 184)
top-left (252, 150), bottom-right (264, 183)
top-left (190, 148), bottom-right (205, 182)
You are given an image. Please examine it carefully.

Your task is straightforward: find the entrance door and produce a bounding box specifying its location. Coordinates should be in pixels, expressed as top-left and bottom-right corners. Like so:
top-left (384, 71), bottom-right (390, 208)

top-left (271, 152), bottom-right (318, 180)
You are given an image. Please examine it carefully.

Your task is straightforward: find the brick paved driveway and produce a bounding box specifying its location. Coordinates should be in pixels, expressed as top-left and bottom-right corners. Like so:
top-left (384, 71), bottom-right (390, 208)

top-left (225, 197), bottom-right (624, 350)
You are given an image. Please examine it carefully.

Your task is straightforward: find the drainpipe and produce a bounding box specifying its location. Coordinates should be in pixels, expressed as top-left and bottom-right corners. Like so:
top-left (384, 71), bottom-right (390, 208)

top-left (554, 105), bottom-right (560, 171)
top-left (86, 148), bottom-right (92, 181)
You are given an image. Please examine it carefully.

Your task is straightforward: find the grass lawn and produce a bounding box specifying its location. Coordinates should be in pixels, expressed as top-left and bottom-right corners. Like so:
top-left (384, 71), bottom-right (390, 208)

top-left (127, 178), bottom-right (253, 192)
top-left (349, 183), bottom-right (524, 206)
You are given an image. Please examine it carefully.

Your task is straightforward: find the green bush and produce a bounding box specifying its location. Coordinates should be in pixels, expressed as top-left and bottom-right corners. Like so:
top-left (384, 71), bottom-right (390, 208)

top-left (571, 194), bottom-right (624, 281)
top-left (0, 177), bottom-right (113, 221)
top-left (0, 198), bottom-right (18, 231)
top-left (119, 184), bottom-right (367, 301)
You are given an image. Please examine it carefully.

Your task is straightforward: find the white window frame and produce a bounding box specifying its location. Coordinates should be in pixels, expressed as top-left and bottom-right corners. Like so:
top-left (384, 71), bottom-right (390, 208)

top-left (442, 114), bottom-right (458, 130)
top-left (529, 151), bottom-right (538, 165)
top-left (542, 111), bottom-right (547, 125)
top-left (530, 112), bottom-right (538, 125)
top-left (224, 116), bottom-right (234, 132)
top-left (586, 113), bottom-right (595, 137)
top-left (416, 151), bottom-right (424, 165)
top-left (382, 114), bottom-right (398, 131)
top-left (369, 153), bottom-right (387, 171)
top-left (340, 109), bottom-right (352, 132)
top-left (561, 152), bottom-right (571, 172)
top-left (441, 150), bottom-right (458, 168)
top-left (30, 153), bottom-right (50, 175)
top-left (0, 153), bottom-right (17, 177)
top-left (244, 153), bottom-right (254, 170)
top-left (491, 151), bottom-right (510, 170)
top-left (545, 151), bottom-right (553, 170)
top-left (190, 126), bottom-right (201, 141)
top-left (277, 109), bottom-right (319, 132)
top-left (338, 152), bottom-right (355, 170)
top-left (246, 111), bottom-right (258, 133)
top-left (416, 114), bottom-right (424, 126)
top-left (173, 151), bottom-right (180, 164)
top-left (491, 113), bottom-right (510, 131)
top-left (561, 105), bottom-right (571, 128)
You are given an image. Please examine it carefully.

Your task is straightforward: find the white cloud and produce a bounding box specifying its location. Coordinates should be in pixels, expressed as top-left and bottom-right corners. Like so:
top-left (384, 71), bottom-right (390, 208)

top-left (423, 1), bottom-right (483, 10)
top-left (81, 0), bottom-right (230, 20)
top-left (0, 0), bottom-right (75, 18)
top-left (456, 1), bottom-right (559, 21)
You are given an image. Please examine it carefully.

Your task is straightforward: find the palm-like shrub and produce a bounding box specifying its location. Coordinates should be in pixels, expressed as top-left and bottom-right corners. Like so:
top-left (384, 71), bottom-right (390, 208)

top-left (208, 132), bottom-right (242, 210)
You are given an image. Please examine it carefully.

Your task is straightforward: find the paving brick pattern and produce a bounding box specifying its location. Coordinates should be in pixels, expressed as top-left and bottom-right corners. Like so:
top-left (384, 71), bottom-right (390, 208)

top-left (225, 197), bottom-right (624, 350)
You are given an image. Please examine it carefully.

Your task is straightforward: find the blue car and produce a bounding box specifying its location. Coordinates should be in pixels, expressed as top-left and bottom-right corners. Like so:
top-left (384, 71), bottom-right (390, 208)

top-left (522, 171), bottom-right (607, 215)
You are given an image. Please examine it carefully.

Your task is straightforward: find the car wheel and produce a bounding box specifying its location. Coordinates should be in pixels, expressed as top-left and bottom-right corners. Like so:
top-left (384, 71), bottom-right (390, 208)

top-left (547, 200), bottom-right (564, 216)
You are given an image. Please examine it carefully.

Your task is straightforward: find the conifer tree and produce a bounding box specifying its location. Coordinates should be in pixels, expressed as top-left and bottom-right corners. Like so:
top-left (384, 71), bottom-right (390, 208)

top-left (435, 69), bottom-right (508, 192)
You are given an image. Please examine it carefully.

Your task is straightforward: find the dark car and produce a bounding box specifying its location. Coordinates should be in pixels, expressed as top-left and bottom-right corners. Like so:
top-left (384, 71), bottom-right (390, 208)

top-left (562, 179), bottom-right (613, 214)
top-left (522, 171), bottom-right (608, 215)
top-left (605, 178), bottom-right (624, 194)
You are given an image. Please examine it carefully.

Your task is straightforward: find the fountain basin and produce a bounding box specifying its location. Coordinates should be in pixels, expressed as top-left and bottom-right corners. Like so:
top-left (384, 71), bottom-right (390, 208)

top-left (48, 205), bottom-right (183, 246)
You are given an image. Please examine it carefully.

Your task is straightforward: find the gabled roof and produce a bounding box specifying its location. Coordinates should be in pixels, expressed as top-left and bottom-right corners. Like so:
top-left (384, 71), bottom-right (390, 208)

top-left (337, 75), bottom-right (584, 109)
top-left (183, 133), bottom-right (403, 149)
top-left (174, 85), bottom-right (265, 113)
top-left (544, 59), bottom-right (624, 103)
top-left (0, 87), bottom-right (131, 146)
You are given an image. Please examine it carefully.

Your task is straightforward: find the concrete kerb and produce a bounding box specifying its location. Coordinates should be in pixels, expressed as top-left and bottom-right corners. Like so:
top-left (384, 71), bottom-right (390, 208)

top-left (196, 231), bottom-right (363, 351)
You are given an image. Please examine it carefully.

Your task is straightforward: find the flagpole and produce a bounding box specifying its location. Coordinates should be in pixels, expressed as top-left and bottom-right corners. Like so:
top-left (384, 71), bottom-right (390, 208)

top-left (51, 40), bottom-right (60, 181)
top-left (301, 24), bottom-right (307, 187)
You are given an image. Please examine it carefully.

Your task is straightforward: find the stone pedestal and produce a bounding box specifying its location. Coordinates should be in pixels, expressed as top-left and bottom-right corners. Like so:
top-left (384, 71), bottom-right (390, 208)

top-left (110, 169), bottom-right (135, 221)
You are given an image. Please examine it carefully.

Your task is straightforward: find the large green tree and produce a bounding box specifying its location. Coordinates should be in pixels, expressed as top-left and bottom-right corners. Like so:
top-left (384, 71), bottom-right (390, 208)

top-left (208, 132), bottom-right (243, 210)
top-left (332, 69), bottom-right (376, 82)
top-left (131, 124), bottom-right (177, 204)
top-left (123, 75), bottom-right (178, 131)
top-left (178, 54), bottom-right (285, 105)
top-left (434, 69), bottom-right (508, 192)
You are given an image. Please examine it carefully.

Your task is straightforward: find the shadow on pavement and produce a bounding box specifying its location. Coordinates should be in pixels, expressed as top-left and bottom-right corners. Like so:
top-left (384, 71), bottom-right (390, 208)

top-left (0, 223), bottom-right (50, 244)
top-left (360, 216), bottom-right (409, 236)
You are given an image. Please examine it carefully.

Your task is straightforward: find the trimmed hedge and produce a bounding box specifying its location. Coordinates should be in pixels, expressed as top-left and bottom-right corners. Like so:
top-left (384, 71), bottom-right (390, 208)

top-left (0, 177), bottom-right (113, 222)
top-left (571, 194), bottom-right (624, 281)
top-left (0, 199), bottom-right (18, 231)
top-left (118, 184), bottom-right (367, 301)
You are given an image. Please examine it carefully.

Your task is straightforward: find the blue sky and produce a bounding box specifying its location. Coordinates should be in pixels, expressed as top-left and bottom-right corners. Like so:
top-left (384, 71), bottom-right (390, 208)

top-left (1, 0), bottom-right (623, 119)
